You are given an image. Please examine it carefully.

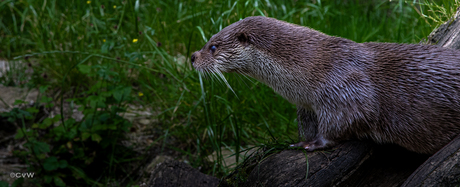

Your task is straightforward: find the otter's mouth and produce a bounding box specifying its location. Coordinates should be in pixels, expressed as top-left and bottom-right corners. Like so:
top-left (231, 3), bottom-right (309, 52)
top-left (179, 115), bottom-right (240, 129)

top-left (191, 51), bottom-right (238, 94)
top-left (193, 64), bottom-right (238, 95)
top-left (194, 64), bottom-right (222, 77)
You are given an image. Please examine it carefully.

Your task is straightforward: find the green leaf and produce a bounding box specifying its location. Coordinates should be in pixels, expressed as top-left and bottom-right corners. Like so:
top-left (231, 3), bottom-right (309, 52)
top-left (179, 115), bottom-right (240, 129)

top-left (43, 157), bottom-right (59, 171)
top-left (87, 95), bottom-right (106, 108)
top-left (101, 41), bottom-right (109, 54)
top-left (7, 108), bottom-right (29, 122)
top-left (91, 123), bottom-right (105, 131)
top-left (101, 40), bottom-right (115, 54)
top-left (45, 102), bottom-right (55, 108)
top-left (79, 120), bottom-right (90, 131)
top-left (113, 86), bottom-right (132, 102)
top-left (44, 175), bottom-right (53, 183)
top-left (40, 96), bottom-right (53, 103)
top-left (91, 133), bottom-right (102, 143)
top-left (111, 105), bottom-right (126, 113)
top-left (98, 112), bottom-right (110, 122)
top-left (82, 132), bottom-right (91, 140)
top-left (59, 160), bottom-right (68, 169)
top-left (12, 150), bottom-right (28, 157)
top-left (78, 105), bottom-right (85, 111)
top-left (135, 0), bottom-right (140, 13)
top-left (121, 121), bottom-right (132, 132)
top-left (54, 114), bottom-right (62, 120)
top-left (107, 123), bottom-right (117, 130)
top-left (53, 176), bottom-right (66, 187)
top-left (89, 82), bottom-right (104, 93)
top-left (66, 126), bottom-right (78, 139)
top-left (31, 123), bottom-right (39, 128)
top-left (100, 90), bottom-right (112, 97)
top-left (39, 85), bottom-right (49, 93)
top-left (0, 181), bottom-right (9, 187)
top-left (77, 64), bottom-right (91, 74)
top-left (33, 141), bottom-right (50, 154)
top-left (11, 178), bottom-right (24, 187)
top-left (123, 86), bottom-right (132, 96)
top-left (68, 165), bottom-right (87, 180)
top-left (113, 89), bottom-right (123, 102)
top-left (25, 107), bottom-right (39, 115)
top-left (17, 109), bottom-right (32, 120)
top-left (66, 118), bottom-right (76, 126)
top-left (13, 100), bottom-right (27, 105)
top-left (52, 125), bottom-right (66, 138)
top-left (40, 118), bottom-right (54, 129)
top-left (15, 129), bottom-right (24, 139)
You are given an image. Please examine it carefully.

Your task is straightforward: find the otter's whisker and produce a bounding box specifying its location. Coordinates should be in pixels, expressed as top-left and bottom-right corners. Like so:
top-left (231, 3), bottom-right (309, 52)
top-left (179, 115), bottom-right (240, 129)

top-left (236, 69), bottom-right (255, 84)
top-left (213, 66), bottom-right (237, 97)
top-left (209, 68), bottom-right (221, 85)
top-left (233, 70), bottom-right (253, 89)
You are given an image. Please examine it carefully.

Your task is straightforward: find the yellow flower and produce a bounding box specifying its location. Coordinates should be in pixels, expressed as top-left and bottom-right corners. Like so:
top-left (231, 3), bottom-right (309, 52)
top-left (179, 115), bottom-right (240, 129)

top-left (103, 39), bottom-right (106, 42)
top-left (138, 92), bottom-right (144, 97)
top-left (87, 1), bottom-right (91, 4)
top-left (133, 39), bottom-right (138, 43)
top-left (113, 5), bottom-right (116, 9)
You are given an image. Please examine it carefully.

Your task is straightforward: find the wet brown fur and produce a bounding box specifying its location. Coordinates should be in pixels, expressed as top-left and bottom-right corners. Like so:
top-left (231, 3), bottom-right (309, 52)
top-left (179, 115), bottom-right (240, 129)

top-left (191, 16), bottom-right (460, 154)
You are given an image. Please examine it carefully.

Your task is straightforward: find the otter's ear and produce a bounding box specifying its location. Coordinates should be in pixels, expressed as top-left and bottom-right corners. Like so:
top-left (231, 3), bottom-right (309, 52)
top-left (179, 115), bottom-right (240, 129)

top-left (237, 32), bottom-right (249, 46)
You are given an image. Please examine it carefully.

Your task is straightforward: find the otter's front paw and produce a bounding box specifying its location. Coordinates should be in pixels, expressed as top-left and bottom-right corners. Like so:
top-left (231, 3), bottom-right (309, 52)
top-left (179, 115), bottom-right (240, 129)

top-left (290, 140), bottom-right (327, 151)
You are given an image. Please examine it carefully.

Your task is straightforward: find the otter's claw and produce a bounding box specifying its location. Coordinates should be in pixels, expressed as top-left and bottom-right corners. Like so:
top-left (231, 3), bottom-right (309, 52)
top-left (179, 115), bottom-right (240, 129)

top-left (290, 138), bottom-right (329, 151)
top-left (290, 142), bottom-right (310, 149)
top-left (290, 141), bottom-right (318, 151)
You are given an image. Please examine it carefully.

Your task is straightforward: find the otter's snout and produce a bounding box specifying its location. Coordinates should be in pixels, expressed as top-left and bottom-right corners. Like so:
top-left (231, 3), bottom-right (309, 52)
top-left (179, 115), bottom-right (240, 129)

top-left (191, 52), bottom-right (198, 66)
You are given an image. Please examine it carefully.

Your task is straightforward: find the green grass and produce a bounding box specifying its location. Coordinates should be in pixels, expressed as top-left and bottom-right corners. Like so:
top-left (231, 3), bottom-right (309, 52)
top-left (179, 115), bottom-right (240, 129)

top-left (0, 0), bottom-right (458, 185)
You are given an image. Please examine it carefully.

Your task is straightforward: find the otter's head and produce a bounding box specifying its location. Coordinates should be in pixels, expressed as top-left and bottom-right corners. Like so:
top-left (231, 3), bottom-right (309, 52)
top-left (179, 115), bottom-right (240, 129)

top-left (191, 16), bottom-right (278, 76)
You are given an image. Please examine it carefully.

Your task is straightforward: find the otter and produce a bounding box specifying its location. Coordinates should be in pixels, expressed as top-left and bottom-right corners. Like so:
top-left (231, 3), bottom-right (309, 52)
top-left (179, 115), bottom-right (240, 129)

top-left (191, 16), bottom-right (460, 154)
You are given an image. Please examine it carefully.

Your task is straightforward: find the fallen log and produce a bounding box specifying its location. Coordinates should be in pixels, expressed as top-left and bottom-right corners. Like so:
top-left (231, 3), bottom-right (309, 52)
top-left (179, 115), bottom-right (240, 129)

top-left (402, 135), bottom-right (460, 187)
top-left (147, 160), bottom-right (220, 187)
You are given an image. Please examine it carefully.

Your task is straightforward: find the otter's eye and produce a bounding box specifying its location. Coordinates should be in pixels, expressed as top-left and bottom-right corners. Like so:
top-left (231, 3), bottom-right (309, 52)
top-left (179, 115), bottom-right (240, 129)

top-left (210, 45), bottom-right (216, 53)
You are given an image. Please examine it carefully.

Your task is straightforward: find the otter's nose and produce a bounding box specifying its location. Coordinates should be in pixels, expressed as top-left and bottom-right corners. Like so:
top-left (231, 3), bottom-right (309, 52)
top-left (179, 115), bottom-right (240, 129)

top-left (191, 52), bottom-right (197, 65)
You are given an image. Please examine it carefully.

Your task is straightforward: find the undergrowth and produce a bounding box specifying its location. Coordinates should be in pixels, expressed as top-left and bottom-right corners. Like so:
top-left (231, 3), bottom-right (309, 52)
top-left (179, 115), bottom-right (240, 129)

top-left (0, 0), bottom-right (457, 186)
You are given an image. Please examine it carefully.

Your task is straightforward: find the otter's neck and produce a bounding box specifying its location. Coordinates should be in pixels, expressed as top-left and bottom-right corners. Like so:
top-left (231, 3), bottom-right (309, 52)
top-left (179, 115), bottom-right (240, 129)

top-left (247, 50), bottom-right (315, 106)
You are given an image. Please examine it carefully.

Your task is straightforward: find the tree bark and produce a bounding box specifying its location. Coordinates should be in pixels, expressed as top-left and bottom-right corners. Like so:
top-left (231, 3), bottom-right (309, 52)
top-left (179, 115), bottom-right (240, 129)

top-left (424, 8), bottom-right (460, 49)
top-left (241, 141), bottom-right (375, 187)
top-left (147, 160), bottom-right (220, 187)
top-left (221, 142), bottom-right (428, 187)
top-left (402, 135), bottom-right (460, 187)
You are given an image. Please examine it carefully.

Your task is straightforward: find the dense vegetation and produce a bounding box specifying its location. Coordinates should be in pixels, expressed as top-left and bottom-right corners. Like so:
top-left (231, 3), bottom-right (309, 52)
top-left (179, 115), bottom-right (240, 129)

top-left (0, 0), bottom-right (458, 186)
